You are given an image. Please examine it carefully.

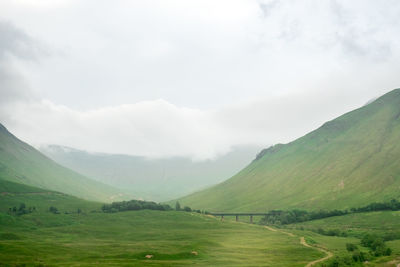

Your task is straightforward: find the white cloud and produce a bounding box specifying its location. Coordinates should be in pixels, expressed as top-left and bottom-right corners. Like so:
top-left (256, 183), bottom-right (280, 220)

top-left (0, 1), bottom-right (400, 160)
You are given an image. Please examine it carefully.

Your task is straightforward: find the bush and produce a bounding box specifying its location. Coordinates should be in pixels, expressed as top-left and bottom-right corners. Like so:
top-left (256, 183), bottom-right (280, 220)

top-left (351, 250), bottom-right (370, 262)
top-left (312, 228), bottom-right (347, 237)
top-left (360, 233), bottom-right (392, 257)
top-left (346, 243), bottom-right (358, 252)
top-left (361, 234), bottom-right (377, 247)
top-left (183, 206), bottom-right (192, 212)
top-left (49, 206), bottom-right (59, 214)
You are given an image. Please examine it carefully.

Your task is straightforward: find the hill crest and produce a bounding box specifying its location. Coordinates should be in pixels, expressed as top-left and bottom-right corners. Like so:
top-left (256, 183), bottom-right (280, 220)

top-left (178, 88), bottom-right (400, 212)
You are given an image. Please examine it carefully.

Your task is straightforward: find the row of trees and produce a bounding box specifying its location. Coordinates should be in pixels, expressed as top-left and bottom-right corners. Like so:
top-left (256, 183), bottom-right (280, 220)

top-left (48, 206), bottom-right (84, 214)
top-left (8, 203), bottom-right (36, 216)
top-left (259, 199), bottom-right (400, 225)
top-left (174, 201), bottom-right (203, 213)
top-left (101, 200), bottom-right (204, 214)
top-left (101, 200), bottom-right (172, 213)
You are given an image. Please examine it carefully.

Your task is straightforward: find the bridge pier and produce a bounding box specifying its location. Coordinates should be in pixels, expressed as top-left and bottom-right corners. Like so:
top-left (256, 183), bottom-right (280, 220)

top-left (210, 213), bottom-right (273, 224)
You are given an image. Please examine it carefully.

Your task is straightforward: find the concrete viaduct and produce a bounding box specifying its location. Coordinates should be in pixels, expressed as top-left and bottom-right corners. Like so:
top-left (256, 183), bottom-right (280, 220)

top-left (209, 212), bottom-right (274, 224)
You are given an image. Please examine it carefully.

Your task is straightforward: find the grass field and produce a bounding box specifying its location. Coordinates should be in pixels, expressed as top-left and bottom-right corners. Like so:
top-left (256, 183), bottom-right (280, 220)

top-left (0, 212), bottom-right (324, 266)
top-left (2, 180), bottom-right (400, 266)
top-left (287, 211), bottom-right (400, 239)
top-left (281, 211), bottom-right (400, 266)
top-left (0, 182), bottom-right (324, 266)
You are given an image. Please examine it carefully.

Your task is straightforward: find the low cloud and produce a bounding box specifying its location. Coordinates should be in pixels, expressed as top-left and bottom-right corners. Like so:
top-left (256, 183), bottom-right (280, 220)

top-left (0, 1), bottom-right (400, 160)
top-left (1, 86), bottom-right (387, 161)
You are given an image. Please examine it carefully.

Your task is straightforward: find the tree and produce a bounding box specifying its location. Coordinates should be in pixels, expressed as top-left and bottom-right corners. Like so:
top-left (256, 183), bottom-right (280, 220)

top-left (175, 201), bottom-right (181, 211)
top-left (346, 243), bottom-right (357, 252)
top-left (18, 203), bottom-right (26, 211)
top-left (49, 206), bottom-right (59, 214)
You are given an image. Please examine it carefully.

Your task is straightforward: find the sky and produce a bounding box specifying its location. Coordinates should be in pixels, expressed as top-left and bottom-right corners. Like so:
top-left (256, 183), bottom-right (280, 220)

top-left (0, 0), bottom-right (399, 160)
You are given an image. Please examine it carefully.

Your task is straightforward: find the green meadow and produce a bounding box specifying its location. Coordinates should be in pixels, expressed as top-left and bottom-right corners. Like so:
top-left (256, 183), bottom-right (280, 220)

top-left (281, 211), bottom-right (400, 266)
top-left (0, 181), bottom-right (323, 266)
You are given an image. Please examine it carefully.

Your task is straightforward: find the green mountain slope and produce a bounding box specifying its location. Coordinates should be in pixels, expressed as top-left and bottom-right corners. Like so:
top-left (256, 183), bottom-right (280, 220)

top-left (178, 89), bottom-right (400, 212)
top-left (39, 144), bottom-right (261, 201)
top-left (0, 124), bottom-right (128, 202)
top-left (0, 179), bottom-right (99, 213)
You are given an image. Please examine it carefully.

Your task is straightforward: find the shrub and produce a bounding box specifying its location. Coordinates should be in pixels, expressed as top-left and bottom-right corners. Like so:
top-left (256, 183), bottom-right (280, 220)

top-left (49, 206), bottom-right (59, 214)
top-left (346, 243), bottom-right (357, 252)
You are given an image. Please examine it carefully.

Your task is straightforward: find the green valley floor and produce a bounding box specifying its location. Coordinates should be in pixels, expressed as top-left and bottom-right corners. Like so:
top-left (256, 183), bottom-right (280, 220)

top-left (0, 210), bottom-right (324, 266)
top-left (1, 181), bottom-right (400, 266)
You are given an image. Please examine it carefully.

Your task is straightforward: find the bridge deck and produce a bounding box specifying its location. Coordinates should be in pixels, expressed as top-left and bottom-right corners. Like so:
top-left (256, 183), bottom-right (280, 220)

top-left (210, 213), bottom-right (272, 216)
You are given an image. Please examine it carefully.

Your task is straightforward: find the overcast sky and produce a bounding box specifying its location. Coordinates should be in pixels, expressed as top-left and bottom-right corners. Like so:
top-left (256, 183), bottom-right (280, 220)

top-left (0, 0), bottom-right (399, 160)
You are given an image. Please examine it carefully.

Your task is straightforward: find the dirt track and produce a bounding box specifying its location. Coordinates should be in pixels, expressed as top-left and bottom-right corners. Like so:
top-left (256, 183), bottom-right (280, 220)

top-left (300, 237), bottom-right (333, 267)
top-left (264, 226), bottom-right (332, 267)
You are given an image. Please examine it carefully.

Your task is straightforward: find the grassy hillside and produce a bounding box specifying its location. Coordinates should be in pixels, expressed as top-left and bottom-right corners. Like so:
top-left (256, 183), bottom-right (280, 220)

top-left (0, 181), bottom-right (323, 266)
top-left (0, 179), bottom-right (100, 213)
top-left (288, 210), bottom-right (400, 241)
top-left (0, 123), bottom-right (128, 202)
top-left (39, 145), bottom-right (261, 201)
top-left (178, 89), bottom-right (400, 212)
top-left (284, 211), bottom-right (400, 266)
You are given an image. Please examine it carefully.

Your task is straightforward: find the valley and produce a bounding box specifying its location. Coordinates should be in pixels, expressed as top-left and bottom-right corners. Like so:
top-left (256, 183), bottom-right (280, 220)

top-left (1, 89), bottom-right (400, 266)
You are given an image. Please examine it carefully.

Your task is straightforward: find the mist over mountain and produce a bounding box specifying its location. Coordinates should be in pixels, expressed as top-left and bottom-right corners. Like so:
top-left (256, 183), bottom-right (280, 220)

top-left (0, 123), bottom-right (128, 202)
top-left (40, 144), bottom-right (262, 201)
top-left (178, 89), bottom-right (400, 212)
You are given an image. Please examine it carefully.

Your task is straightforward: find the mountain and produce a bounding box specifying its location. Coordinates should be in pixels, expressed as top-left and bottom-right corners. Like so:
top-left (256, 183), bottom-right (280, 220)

top-left (0, 123), bottom-right (128, 202)
top-left (178, 89), bottom-right (400, 212)
top-left (39, 145), bottom-right (262, 201)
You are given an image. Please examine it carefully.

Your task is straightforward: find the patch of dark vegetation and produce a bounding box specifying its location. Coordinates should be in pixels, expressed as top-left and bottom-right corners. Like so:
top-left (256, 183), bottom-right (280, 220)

top-left (382, 231), bottom-right (400, 241)
top-left (0, 232), bottom-right (21, 240)
top-left (49, 206), bottom-right (60, 214)
top-left (259, 199), bottom-right (400, 225)
top-left (101, 200), bottom-right (206, 214)
top-left (322, 255), bottom-right (362, 267)
top-left (346, 243), bottom-right (357, 252)
top-left (321, 235), bottom-right (392, 267)
top-left (7, 203), bottom-right (36, 216)
top-left (102, 200), bottom-right (172, 213)
top-left (174, 201), bottom-right (204, 214)
top-left (313, 228), bottom-right (348, 237)
top-left (361, 234), bottom-right (392, 257)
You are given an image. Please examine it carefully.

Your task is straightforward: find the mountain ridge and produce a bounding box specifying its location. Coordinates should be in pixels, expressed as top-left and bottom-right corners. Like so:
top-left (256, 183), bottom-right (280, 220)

top-left (178, 88), bottom-right (400, 212)
top-left (0, 123), bottom-right (128, 202)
